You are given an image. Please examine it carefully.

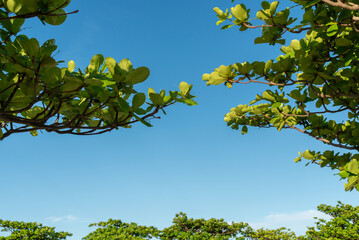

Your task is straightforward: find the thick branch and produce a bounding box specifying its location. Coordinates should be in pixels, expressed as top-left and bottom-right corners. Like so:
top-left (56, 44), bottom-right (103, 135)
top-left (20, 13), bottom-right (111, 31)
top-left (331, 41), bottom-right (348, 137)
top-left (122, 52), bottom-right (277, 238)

top-left (320, 0), bottom-right (359, 11)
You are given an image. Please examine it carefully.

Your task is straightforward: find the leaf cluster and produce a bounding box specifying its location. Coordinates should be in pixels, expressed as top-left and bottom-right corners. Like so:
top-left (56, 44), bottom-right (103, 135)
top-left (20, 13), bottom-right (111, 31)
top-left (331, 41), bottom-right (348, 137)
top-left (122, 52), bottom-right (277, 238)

top-left (159, 212), bottom-right (249, 240)
top-left (0, 220), bottom-right (71, 239)
top-left (207, 0), bottom-right (359, 191)
top-left (0, 0), bottom-right (196, 140)
top-left (83, 219), bottom-right (159, 240)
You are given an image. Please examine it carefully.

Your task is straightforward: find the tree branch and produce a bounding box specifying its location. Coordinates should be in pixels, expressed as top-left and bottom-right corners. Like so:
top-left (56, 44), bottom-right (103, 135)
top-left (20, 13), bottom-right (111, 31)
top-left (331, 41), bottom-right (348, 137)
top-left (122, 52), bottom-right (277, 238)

top-left (320, 0), bottom-right (359, 11)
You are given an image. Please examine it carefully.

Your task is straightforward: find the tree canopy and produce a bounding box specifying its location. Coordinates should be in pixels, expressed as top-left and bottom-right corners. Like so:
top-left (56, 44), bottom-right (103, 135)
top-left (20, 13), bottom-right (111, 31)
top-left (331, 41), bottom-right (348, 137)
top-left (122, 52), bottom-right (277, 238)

top-left (0, 0), bottom-right (196, 141)
top-left (305, 202), bottom-right (359, 239)
top-left (205, 0), bottom-right (359, 191)
top-left (1, 202), bottom-right (358, 239)
top-left (0, 219), bottom-right (71, 239)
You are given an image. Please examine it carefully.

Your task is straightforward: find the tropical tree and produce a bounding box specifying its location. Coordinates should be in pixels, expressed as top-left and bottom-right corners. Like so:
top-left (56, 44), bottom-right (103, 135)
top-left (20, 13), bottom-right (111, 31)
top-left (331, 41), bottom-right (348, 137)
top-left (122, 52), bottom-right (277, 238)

top-left (0, 0), bottom-right (196, 141)
top-left (82, 204), bottom-right (359, 239)
top-left (305, 201), bottom-right (359, 239)
top-left (2, 202), bottom-right (358, 239)
top-left (244, 227), bottom-right (300, 240)
top-left (205, 0), bottom-right (359, 191)
top-left (159, 212), bottom-right (249, 240)
top-left (83, 219), bottom-right (159, 240)
top-left (0, 219), bottom-right (71, 239)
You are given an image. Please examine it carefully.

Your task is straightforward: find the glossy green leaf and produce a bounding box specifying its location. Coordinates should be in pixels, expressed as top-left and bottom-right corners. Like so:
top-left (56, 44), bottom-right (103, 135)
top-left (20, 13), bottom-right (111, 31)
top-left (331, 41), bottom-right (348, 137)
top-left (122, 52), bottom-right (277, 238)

top-left (347, 159), bottom-right (359, 175)
top-left (105, 57), bottom-right (117, 76)
top-left (43, 9), bottom-right (67, 25)
top-left (149, 93), bottom-right (163, 106)
top-left (68, 60), bottom-right (75, 73)
top-left (179, 82), bottom-right (190, 96)
top-left (132, 93), bottom-right (146, 111)
top-left (3, 0), bottom-right (23, 13)
top-left (124, 67), bottom-right (150, 84)
top-left (231, 4), bottom-right (247, 21)
top-left (326, 24), bottom-right (338, 37)
top-left (119, 58), bottom-right (133, 73)
top-left (269, 1), bottom-right (279, 15)
top-left (302, 150), bottom-right (314, 160)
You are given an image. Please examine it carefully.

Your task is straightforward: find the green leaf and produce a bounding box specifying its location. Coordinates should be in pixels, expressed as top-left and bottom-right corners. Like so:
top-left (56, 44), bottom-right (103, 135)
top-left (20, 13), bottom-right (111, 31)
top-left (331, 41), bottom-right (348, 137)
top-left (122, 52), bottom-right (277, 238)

top-left (105, 57), bottom-right (117, 75)
top-left (275, 39), bottom-right (286, 45)
top-left (124, 67), bottom-right (150, 85)
top-left (135, 108), bottom-right (147, 115)
top-left (302, 150), bottom-right (314, 160)
top-left (345, 176), bottom-right (359, 191)
top-left (90, 54), bottom-right (104, 70)
top-left (231, 4), bottom-right (247, 22)
top-left (269, 1), bottom-right (279, 15)
top-left (30, 130), bottom-right (38, 137)
top-left (149, 93), bottom-right (163, 106)
top-left (262, 90), bottom-right (276, 102)
top-left (213, 7), bottom-right (224, 16)
top-left (208, 72), bottom-right (227, 85)
top-left (261, 1), bottom-right (270, 9)
top-left (202, 73), bottom-right (210, 81)
top-left (335, 38), bottom-right (351, 47)
top-left (148, 88), bottom-right (155, 97)
top-left (101, 80), bottom-right (116, 87)
top-left (68, 60), bottom-right (75, 73)
top-left (133, 114), bottom-right (153, 127)
top-left (84, 79), bottom-right (103, 87)
top-left (183, 98), bottom-right (197, 106)
top-left (217, 65), bottom-right (233, 77)
top-left (225, 82), bottom-right (233, 89)
top-left (221, 24), bottom-right (234, 30)
top-left (326, 24), bottom-right (338, 37)
top-left (26, 38), bottom-right (40, 57)
top-left (43, 9), bottom-right (67, 25)
top-left (119, 58), bottom-right (133, 73)
top-left (347, 159), bottom-right (359, 175)
top-left (217, 19), bottom-right (225, 26)
top-left (264, 60), bottom-right (273, 73)
top-left (241, 125), bottom-right (248, 135)
top-left (179, 82), bottom-right (191, 96)
top-left (3, 0), bottom-right (23, 13)
top-left (339, 170), bottom-right (350, 178)
top-left (22, 0), bottom-right (38, 12)
top-left (62, 78), bottom-right (83, 93)
top-left (117, 97), bottom-right (131, 113)
top-left (132, 93), bottom-right (146, 111)
top-left (9, 18), bottom-right (25, 34)
top-left (256, 10), bottom-right (270, 20)
top-left (277, 121), bottom-right (285, 131)
top-left (290, 89), bottom-right (304, 101)
top-left (254, 37), bottom-right (268, 44)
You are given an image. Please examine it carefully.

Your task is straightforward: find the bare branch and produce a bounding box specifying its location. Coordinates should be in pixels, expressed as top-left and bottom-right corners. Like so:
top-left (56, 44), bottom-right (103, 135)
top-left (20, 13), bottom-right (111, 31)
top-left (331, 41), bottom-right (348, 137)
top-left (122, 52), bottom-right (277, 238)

top-left (289, 125), bottom-right (357, 150)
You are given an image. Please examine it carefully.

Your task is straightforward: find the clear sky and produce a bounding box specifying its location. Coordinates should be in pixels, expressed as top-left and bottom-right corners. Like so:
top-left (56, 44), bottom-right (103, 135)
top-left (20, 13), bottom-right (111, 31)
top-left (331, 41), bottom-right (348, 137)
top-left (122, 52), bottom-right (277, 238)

top-left (1, 0), bottom-right (358, 239)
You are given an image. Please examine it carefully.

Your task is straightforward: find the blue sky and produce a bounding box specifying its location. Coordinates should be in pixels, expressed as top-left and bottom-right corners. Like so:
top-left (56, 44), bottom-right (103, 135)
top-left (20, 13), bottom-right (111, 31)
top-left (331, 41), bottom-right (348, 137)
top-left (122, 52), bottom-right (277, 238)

top-left (1, 0), bottom-right (359, 239)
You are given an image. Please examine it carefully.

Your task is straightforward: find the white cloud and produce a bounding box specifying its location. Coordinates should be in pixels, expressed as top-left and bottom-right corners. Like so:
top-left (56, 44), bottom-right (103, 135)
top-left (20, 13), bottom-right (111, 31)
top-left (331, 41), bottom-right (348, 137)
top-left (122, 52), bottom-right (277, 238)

top-left (248, 210), bottom-right (331, 235)
top-left (46, 215), bottom-right (80, 223)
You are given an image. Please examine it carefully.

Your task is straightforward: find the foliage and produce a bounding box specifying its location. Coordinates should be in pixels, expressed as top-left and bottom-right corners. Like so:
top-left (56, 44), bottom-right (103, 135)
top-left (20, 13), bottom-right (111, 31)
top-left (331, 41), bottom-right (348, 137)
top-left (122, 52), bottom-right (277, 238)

top-left (206, 0), bottom-right (359, 191)
top-left (159, 212), bottom-right (249, 240)
top-left (83, 219), bottom-right (159, 240)
top-left (0, 219), bottom-right (71, 239)
top-left (305, 201), bottom-right (359, 239)
top-left (244, 227), bottom-right (299, 240)
top-left (0, 0), bottom-right (196, 141)
top-left (2, 202), bottom-right (359, 239)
